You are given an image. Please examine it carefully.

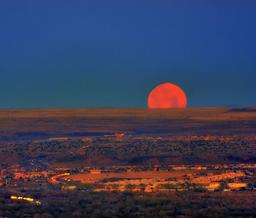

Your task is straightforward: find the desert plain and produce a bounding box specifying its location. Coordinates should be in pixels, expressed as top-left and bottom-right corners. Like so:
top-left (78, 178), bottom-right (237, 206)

top-left (0, 108), bottom-right (256, 217)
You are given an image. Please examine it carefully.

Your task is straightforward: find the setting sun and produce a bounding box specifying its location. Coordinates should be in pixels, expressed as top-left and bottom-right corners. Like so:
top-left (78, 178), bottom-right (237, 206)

top-left (147, 82), bottom-right (187, 109)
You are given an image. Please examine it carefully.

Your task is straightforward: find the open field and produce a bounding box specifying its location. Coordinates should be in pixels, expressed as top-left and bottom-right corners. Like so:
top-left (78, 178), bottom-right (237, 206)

top-left (0, 108), bottom-right (256, 167)
top-left (0, 108), bottom-right (255, 137)
top-left (67, 170), bottom-right (189, 184)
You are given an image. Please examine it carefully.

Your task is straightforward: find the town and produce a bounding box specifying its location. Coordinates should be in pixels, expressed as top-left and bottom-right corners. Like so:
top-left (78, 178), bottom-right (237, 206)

top-left (0, 109), bottom-right (255, 217)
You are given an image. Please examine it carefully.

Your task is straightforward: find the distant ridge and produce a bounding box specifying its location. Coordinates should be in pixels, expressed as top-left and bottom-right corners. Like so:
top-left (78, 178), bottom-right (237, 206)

top-left (229, 107), bottom-right (256, 112)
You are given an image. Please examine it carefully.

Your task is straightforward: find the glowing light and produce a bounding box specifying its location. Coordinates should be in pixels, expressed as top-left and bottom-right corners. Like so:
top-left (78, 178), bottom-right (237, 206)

top-left (148, 82), bottom-right (187, 109)
top-left (10, 195), bottom-right (41, 205)
top-left (48, 173), bottom-right (71, 185)
top-left (115, 133), bottom-right (125, 139)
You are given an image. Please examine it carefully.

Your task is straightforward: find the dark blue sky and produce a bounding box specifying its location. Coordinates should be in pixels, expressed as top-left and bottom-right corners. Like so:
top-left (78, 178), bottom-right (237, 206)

top-left (0, 0), bottom-right (255, 108)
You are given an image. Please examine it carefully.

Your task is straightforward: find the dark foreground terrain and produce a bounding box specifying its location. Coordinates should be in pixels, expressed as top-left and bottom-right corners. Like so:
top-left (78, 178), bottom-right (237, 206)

top-left (0, 108), bottom-right (256, 217)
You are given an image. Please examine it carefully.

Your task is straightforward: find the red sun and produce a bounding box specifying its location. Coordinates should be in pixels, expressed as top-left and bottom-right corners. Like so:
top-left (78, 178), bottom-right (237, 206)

top-left (148, 82), bottom-right (187, 109)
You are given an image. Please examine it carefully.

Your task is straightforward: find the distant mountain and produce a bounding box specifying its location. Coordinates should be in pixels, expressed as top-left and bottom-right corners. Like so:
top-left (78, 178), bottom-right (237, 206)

top-left (229, 107), bottom-right (256, 112)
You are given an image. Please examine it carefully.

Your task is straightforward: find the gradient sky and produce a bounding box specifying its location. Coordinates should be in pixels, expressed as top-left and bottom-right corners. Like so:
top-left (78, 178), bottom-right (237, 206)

top-left (0, 0), bottom-right (255, 108)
